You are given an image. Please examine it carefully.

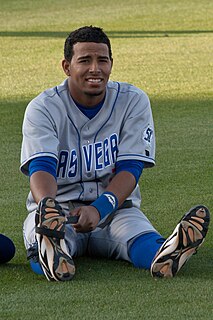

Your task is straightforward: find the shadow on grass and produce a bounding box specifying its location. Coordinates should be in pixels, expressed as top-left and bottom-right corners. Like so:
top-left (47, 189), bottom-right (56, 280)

top-left (176, 247), bottom-right (213, 279)
top-left (0, 30), bottom-right (213, 38)
top-left (1, 249), bottom-right (212, 283)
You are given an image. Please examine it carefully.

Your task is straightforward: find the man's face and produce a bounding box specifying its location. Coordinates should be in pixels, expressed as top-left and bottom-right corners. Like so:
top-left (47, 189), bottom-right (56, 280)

top-left (62, 42), bottom-right (113, 106)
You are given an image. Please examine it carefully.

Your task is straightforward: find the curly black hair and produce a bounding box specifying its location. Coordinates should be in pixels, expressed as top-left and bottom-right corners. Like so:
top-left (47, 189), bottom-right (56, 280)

top-left (64, 26), bottom-right (112, 61)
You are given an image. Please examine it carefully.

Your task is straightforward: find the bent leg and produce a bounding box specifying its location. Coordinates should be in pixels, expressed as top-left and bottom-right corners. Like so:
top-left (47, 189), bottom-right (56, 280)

top-left (88, 207), bottom-right (160, 264)
top-left (23, 201), bottom-right (88, 278)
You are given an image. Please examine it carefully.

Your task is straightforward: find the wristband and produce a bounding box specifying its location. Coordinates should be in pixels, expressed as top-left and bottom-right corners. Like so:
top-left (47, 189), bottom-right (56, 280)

top-left (91, 192), bottom-right (118, 220)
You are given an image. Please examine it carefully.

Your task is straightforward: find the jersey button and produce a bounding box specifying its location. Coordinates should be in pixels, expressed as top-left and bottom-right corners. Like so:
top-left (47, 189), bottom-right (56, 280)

top-left (89, 188), bottom-right (93, 193)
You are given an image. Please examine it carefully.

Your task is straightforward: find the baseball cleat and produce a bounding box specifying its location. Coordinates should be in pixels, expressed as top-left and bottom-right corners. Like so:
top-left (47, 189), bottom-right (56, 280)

top-left (151, 205), bottom-right (210, 278)
top-left (35, 197), bottom-right (75, 281)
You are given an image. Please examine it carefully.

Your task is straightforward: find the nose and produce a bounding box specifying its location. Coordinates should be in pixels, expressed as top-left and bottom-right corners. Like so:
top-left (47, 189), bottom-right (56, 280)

top-left (89, 60), bottom-right (101, 73)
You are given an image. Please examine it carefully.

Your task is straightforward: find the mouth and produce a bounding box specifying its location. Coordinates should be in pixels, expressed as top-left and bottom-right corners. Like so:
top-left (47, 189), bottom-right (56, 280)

top-left (86, 78), bottom-right (103, 84)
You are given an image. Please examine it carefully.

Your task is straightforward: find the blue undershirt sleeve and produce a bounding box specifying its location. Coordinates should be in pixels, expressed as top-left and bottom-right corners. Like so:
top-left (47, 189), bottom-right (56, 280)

top-left (29, 156), bottom-right (57, 180)
top-left (115, 160), bottom-right (144, 184)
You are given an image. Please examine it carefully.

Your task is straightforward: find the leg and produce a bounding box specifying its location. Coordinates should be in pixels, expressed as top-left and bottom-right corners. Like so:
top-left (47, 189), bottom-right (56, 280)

top-left (129, 232), bottom-right (165, 270)
top-left (88, 207), bottom-right (159, 263)
top-left (35, 197), bottom-right (76, 281)
top-left (23, 197), bottom-right (88, 281)
top-left (23, 211), bottom-right (43, 274)
top-left (151, 205), bottom-right (210, 278)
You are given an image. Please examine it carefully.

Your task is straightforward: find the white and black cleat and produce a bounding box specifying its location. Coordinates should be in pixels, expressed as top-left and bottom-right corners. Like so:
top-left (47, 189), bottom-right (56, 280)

top-left (35, 197), bottom-right (76, 281)
top-left (151, 205), bottom-right (210, 278)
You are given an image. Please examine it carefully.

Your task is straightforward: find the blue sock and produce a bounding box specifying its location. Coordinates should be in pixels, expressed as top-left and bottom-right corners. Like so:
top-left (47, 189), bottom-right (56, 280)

top-left (129, 232), bottom-right (165, 270)
top-left (30, 259), bottom-right (44, 275)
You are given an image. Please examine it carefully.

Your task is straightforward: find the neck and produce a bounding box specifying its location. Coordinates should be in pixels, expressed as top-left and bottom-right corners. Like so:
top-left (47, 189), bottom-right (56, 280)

top-left (74, 94), bottom-right (105, 107)
top-left (67, 80), bottom-right (106, 108)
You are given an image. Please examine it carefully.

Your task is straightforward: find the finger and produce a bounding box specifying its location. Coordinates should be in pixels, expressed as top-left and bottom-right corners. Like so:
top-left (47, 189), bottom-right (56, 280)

top-left (70, 207), bottom-right (81, 216)
top-left (73, 222), bottom-right (93, 233)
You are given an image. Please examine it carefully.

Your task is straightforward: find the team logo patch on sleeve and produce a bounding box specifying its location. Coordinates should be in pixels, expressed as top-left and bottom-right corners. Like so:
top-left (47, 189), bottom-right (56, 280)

top-left (143, 126), bottom-right (154, 144)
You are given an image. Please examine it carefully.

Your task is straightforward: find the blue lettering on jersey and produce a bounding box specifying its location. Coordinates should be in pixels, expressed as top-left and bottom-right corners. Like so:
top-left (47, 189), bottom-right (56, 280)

top-left (103, 138), bottom-right (110, 167)
top-left (68, 149), bottom-right (77, 177)
top-left (110, 134), bottom-right (118, 163)
top-left (82, 144), bottom-right (93, 172)
top-left (57, 133), bottom-right (118, 178)
top-left (57, 150), bottom-right (68, 178)
top-left (95, 141), bottom-right (103, 170)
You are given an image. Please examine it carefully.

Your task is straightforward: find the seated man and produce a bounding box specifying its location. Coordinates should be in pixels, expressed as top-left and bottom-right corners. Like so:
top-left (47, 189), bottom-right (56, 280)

top-left (20, 26), bottom-right (210, 281)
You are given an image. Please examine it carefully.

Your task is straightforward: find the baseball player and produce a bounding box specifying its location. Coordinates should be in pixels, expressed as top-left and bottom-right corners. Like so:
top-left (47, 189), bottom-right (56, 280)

top-left (20, 26), bottom-right (210, 281)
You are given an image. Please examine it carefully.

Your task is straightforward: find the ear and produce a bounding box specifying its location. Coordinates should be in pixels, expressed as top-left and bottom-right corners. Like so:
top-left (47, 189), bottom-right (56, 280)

top-left (62, 59), bottom-right (71, 76)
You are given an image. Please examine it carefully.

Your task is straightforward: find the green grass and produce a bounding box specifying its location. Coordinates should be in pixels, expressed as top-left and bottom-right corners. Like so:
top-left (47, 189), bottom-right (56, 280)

top-left (0, 0), bottom-right (213, 319)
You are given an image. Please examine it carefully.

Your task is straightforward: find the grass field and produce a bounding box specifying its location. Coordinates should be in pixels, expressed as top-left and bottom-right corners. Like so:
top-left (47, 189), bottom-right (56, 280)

top-left (0, 0), bottom-right (212, 319)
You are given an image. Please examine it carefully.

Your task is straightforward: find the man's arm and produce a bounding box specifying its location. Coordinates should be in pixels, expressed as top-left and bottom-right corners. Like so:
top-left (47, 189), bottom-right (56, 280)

top-left (30, 171), bottom-right (57, 204)
top-left (105, 170), bottom-right (136, 207)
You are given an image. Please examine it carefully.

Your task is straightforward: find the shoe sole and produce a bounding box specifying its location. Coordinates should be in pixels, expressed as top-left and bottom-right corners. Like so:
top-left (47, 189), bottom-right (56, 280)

top-left (36, 198), bottom-right (75, 281)
top-left (151, 205), bottom-right (210, 278)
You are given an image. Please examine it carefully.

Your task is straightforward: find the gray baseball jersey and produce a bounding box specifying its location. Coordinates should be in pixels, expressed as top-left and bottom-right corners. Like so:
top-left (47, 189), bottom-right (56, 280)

top-left (20, 79), bottom-right (155, 214)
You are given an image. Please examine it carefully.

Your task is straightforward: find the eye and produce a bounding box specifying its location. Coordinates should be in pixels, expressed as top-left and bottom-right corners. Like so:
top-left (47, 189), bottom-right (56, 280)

top-left (79, 59), bottom-right (89, 63)
top-left (99, 58), bottom-right (109, 63)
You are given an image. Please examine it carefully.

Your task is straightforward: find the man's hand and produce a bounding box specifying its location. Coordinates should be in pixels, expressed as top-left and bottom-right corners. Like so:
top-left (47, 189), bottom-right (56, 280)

top-left (70, 206), bottom-right (100, 233)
